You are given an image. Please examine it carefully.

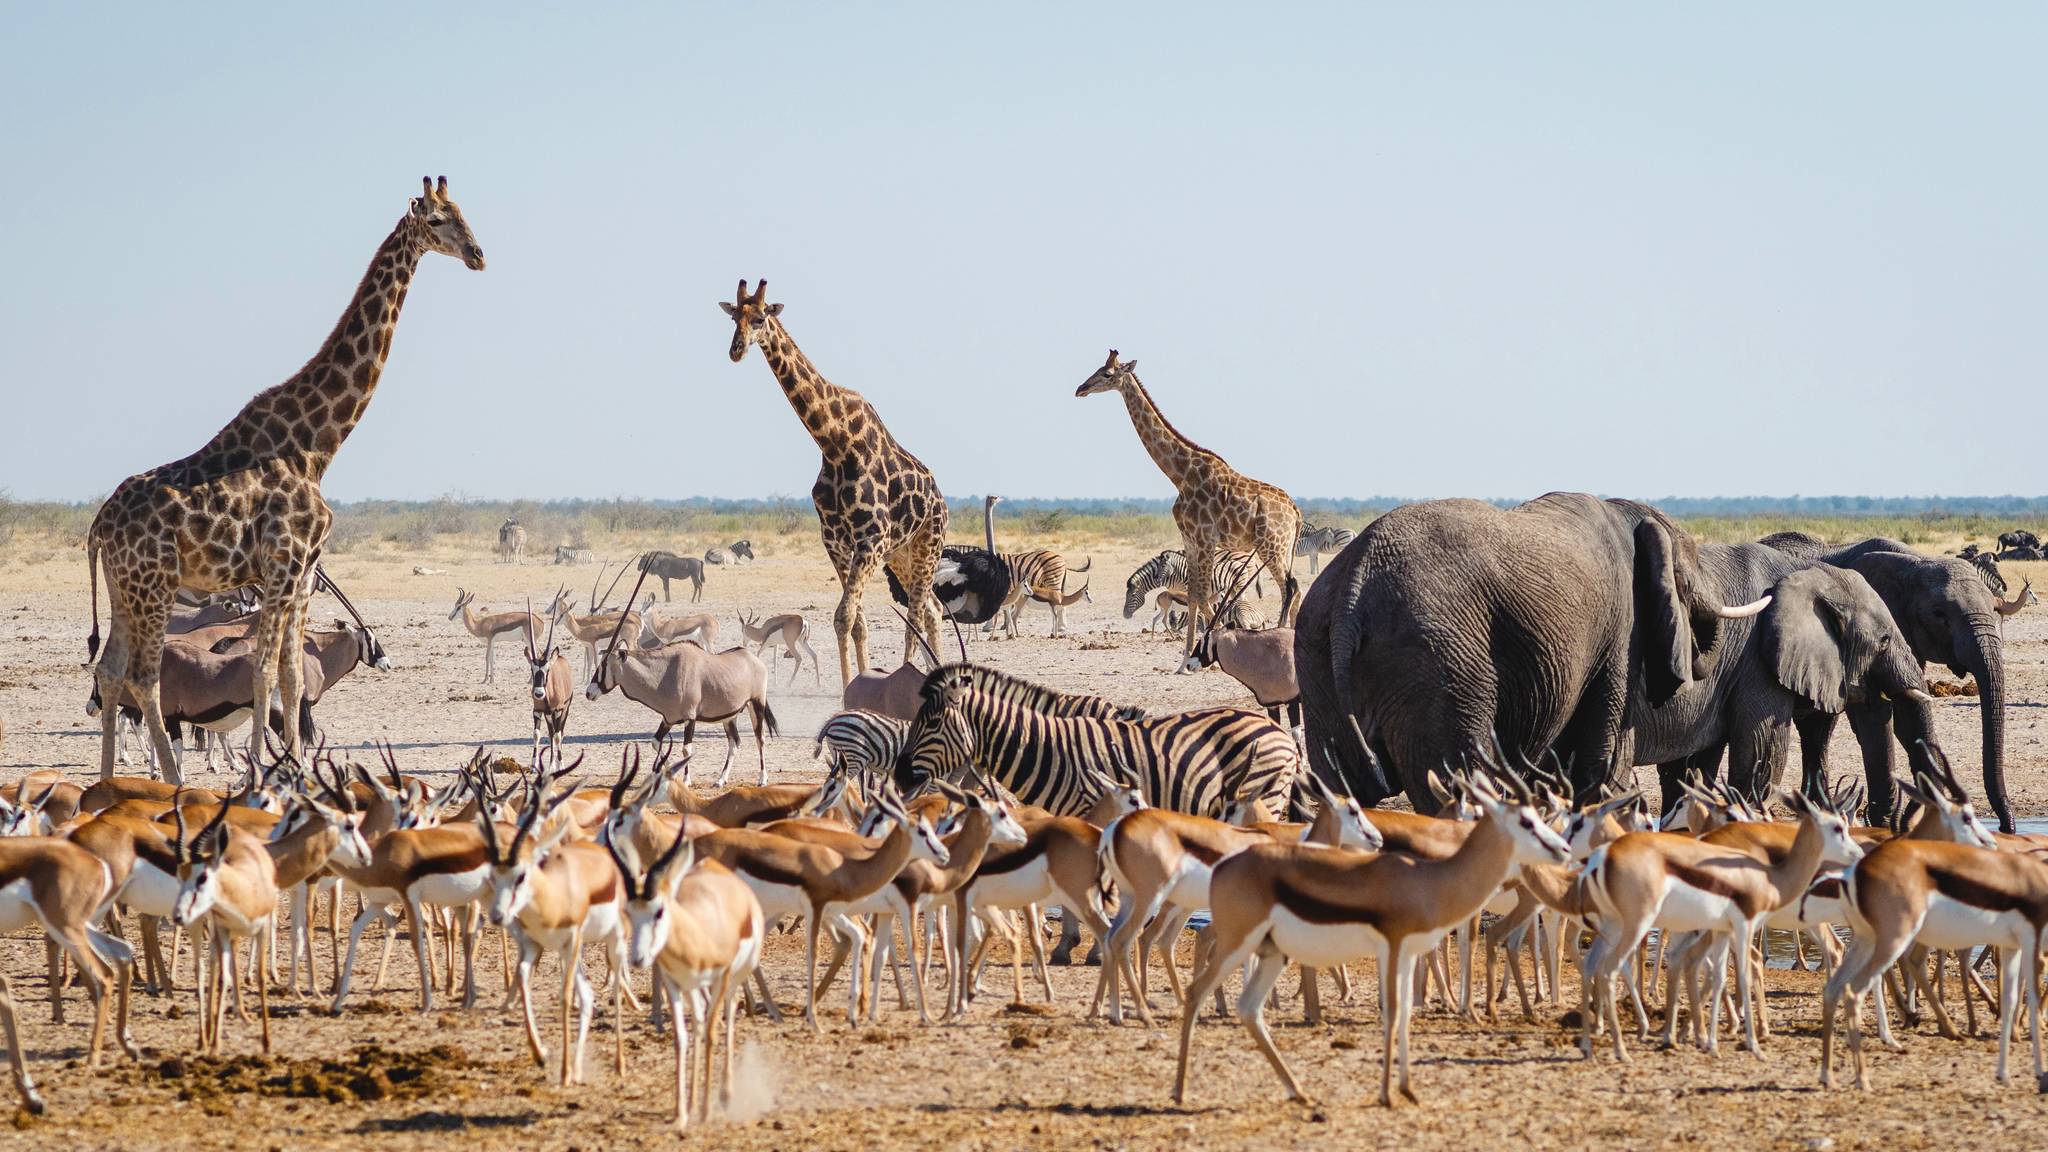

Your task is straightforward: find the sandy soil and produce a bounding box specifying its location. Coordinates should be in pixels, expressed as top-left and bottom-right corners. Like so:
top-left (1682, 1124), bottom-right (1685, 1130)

top-left (0, 536), bottom-right (2043, 1149)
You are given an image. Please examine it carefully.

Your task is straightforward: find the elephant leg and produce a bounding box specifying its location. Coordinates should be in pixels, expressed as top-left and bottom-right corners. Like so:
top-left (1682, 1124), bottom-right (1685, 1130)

top-left (1845, 702), bottom-right (1898, 828)
top-left (1552, 660), bottom-right (1632, 799)
top-left (1657, 744), bottom-right (1725, 821)
top-left (1726, 704), bottom-right (1795, 804)
top-left (1793, 709), bottom-right (1839, 803)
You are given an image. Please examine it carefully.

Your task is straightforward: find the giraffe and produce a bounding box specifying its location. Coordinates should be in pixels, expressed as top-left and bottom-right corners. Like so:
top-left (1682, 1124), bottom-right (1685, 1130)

top-left (1075, 349), bottom-right (1302, 668)
top-left (721, 279), bottom-right (947, 685)
top-left (86, 177), bottom-right (485, 784)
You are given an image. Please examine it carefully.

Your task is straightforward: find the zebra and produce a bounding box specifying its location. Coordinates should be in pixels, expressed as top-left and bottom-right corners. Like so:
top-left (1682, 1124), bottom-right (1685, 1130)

top-left (1120, 549), bottom-right (1264, 621)
top-left (813, 709), bottom-right (909, 779)
top-left (895, 664), bottom-right (1299, 821)
top-left (985, 551), bottom-right (1094, 638)
top-left (1294, 522), bottom-right (1355, 575)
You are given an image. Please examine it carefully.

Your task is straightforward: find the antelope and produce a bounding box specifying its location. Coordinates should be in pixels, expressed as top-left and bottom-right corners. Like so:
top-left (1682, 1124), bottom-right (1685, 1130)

top-left (265, 760), bottom-right (376, 999)
top-left (694, 781), bottom-right (949, 1030)
top-left (450, 589), bottom-right (548, 683)
top-left (1578, 786), bottom-right (1863, 1062)
top-left (587, 630), bottom-right (778, 788)
top-left (947, 814), bottom-right (1111, 1018)
top-left (605, 822), bottom-right (763, 1130)
top-left (0, 834), bottom-right (140, 1113)
top-left (640, 596), bottom-right (720, 649)
top-left (169, 795), bottom-right (282, 1055)
top-left (1995, 577), bottom-right (2037, 617)
top-left (1184, 625), bottom-right (1299, 728)
top-left (842, 662), bottom-right (927, 721)
top-left (1099, 771), bottom-right (1384, 1025)
top-left (1822, 831), bottom-right (2048, 1092)
top-left (88, 620), bottom-right (390, 774)
top-left (551, 574), bottom-right (652, 680)
top-left (868, 782), bottom-right (1031, 1024)
top-left (1172, 769), bottom-right (1569, 1109)
top-left (327, 786), bottom-right (500, 1014)
top-left (739, 610), bottom-right (822, 686)
top-left (524, 608), bottom-right (575, 769)
top-left (478, 774), bottom-right (628, 1086)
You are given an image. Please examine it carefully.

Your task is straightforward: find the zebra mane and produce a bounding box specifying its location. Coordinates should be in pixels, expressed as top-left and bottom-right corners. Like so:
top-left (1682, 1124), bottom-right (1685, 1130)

top-left (924, 663), bottom-right (1145, 720)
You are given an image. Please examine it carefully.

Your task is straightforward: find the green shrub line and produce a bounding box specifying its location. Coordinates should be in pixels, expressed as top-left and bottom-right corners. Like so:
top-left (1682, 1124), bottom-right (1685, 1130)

top-left (3, 492), bottom-right (2044, 557)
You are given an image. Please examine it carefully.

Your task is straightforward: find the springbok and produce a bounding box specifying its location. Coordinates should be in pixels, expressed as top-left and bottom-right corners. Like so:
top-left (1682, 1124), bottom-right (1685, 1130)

top-left (450, 589), bottom-right (547, 683)
top-left (739, 611), bottom-right (822, 686)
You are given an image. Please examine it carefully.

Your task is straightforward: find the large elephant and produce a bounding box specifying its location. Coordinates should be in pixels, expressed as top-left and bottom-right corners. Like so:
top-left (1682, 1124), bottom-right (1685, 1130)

top-left (1630, 546), bottom-right (1935, 812)
top-left (1296, 493), bottom-right (1770, 808)
top-left (1763, 536), bottom-right (2017, 831)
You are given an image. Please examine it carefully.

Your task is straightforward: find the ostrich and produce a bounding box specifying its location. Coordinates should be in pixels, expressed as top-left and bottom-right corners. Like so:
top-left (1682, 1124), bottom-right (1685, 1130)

top-left (886, 495), bottom-right (1011, 626)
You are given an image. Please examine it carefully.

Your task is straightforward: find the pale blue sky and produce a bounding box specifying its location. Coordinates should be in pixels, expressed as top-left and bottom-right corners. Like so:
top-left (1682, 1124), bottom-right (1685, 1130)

top-left (2, 3), bottom-right (2041, 504)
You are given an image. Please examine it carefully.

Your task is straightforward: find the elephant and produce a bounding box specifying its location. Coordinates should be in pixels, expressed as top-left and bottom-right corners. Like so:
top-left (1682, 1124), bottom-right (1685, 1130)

top-left (1628, 546), bottom-right (1934, 813)
top-left (1761, 534), bottom-right (2017, 831)
top-left (1296, 493), bottom-right (1770, 809)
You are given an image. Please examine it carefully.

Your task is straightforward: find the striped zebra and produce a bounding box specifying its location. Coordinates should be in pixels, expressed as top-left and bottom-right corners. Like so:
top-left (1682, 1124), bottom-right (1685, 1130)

top-left (986, 550), bottom-right (1094, 638)
top-left (895, 664), bottom-right (1299, 820)
top-left (813, 709), bottom-right (909, 779)
top-left (1121, 548), bottom-right (1265, 621)
top-left (1294, 522), bottom-right (1355, 575)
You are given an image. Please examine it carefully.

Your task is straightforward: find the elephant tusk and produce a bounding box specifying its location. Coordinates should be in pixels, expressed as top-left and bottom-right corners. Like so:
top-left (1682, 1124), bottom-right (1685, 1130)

top-left (1901, 688), bottom-right (1936, 705)
top-left (1716, 595), bottom-right (1772, 619)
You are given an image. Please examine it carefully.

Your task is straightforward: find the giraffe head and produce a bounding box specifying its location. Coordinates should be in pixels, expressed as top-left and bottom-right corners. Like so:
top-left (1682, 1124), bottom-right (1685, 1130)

top-left (720, 279), bottom-right (784, 362)
top-left (1074, 348), bottom-right (1137, 398)
top-left (406, 176), bottom-right (487, 270)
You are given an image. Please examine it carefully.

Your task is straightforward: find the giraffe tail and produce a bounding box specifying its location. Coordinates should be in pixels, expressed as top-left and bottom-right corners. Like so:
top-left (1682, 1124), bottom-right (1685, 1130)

top-left (84, 530), bottom-right (103, 664)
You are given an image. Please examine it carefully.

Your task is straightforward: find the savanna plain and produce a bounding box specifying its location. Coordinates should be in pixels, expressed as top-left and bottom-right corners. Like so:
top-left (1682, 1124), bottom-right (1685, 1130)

top-left (0, 510), bottom-right (2044, 1152)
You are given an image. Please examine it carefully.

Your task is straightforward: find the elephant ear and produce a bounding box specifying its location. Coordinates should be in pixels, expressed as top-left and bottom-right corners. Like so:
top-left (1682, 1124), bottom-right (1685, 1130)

top-left (1633, 519), bottom-right (1695, 705)
top-left (1762, 575), bottom-right (1849, 713)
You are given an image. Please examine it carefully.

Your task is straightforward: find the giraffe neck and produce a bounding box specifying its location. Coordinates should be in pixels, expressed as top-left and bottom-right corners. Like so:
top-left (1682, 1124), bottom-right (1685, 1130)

top-left (1116, 375), bottom-right (1205, 489)
top-left (188, 214), bottom-right (430, 480)
top-left (758, 317), bottom-right (858, 457)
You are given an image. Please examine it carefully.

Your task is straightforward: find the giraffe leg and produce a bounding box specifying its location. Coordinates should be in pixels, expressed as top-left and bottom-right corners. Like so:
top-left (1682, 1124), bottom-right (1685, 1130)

top-left (247, 592), bottom-right (289, 770)
top-left (889, 527), bottom-right (946, 671)
top-left (1256, 533), bottom-right (1298, 628)
top-left (275, 583), bottom-right (310, 765)
top-left (1180, 545), bottom-right (1216, 673)
top-left (832, 549), bottom-right (884, 684)
top-left (125, 598), bottom-right (185, 786)
top-left (94, 626), bottom-right (132, 783)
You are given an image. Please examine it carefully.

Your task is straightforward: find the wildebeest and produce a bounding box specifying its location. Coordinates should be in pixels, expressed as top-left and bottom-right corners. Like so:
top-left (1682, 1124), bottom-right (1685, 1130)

top-left (638, 550), bottom-right (706, 602)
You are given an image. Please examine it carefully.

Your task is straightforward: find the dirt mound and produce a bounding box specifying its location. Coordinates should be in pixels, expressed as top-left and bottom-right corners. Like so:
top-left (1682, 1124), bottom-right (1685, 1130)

top-left (149, 1043), bottom-right (473, 1109)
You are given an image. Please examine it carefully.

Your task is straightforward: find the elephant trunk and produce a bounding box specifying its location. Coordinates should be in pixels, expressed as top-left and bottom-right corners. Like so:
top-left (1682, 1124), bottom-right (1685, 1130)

top-left (1961, 616), bottom-right (2013, 832)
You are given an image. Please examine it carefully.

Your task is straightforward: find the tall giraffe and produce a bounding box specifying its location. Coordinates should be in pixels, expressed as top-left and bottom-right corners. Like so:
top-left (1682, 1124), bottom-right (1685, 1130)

top-left (722, 280), bottom-right (946, 684)
top-left (87, 177), bottom-right (485, 783)
top-left (1076, 349), bottom-right (1302, 667)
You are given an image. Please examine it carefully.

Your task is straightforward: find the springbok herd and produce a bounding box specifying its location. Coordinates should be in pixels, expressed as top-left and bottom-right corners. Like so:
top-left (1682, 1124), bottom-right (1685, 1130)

top-left (24, 177), bottom-right (2048, 1137)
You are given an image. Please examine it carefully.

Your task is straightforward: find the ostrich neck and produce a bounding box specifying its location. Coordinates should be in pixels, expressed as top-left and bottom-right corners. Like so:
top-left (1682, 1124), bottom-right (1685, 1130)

top-left (984, 500), bottom-right (997, 553)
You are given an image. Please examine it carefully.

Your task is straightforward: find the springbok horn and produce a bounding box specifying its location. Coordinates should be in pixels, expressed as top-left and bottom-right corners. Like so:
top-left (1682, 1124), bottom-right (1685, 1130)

top-left (1716, 595), bottom-right (1773, 619)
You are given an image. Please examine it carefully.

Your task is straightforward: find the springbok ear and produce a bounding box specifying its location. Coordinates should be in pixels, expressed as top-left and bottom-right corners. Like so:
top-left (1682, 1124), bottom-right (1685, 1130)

top-left (719, 302), bottom-right (739, 317)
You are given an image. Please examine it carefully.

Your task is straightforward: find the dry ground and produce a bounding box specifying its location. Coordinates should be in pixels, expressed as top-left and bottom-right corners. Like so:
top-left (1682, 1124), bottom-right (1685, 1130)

top-left (0, 536), bottom-right (2044, 1149)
